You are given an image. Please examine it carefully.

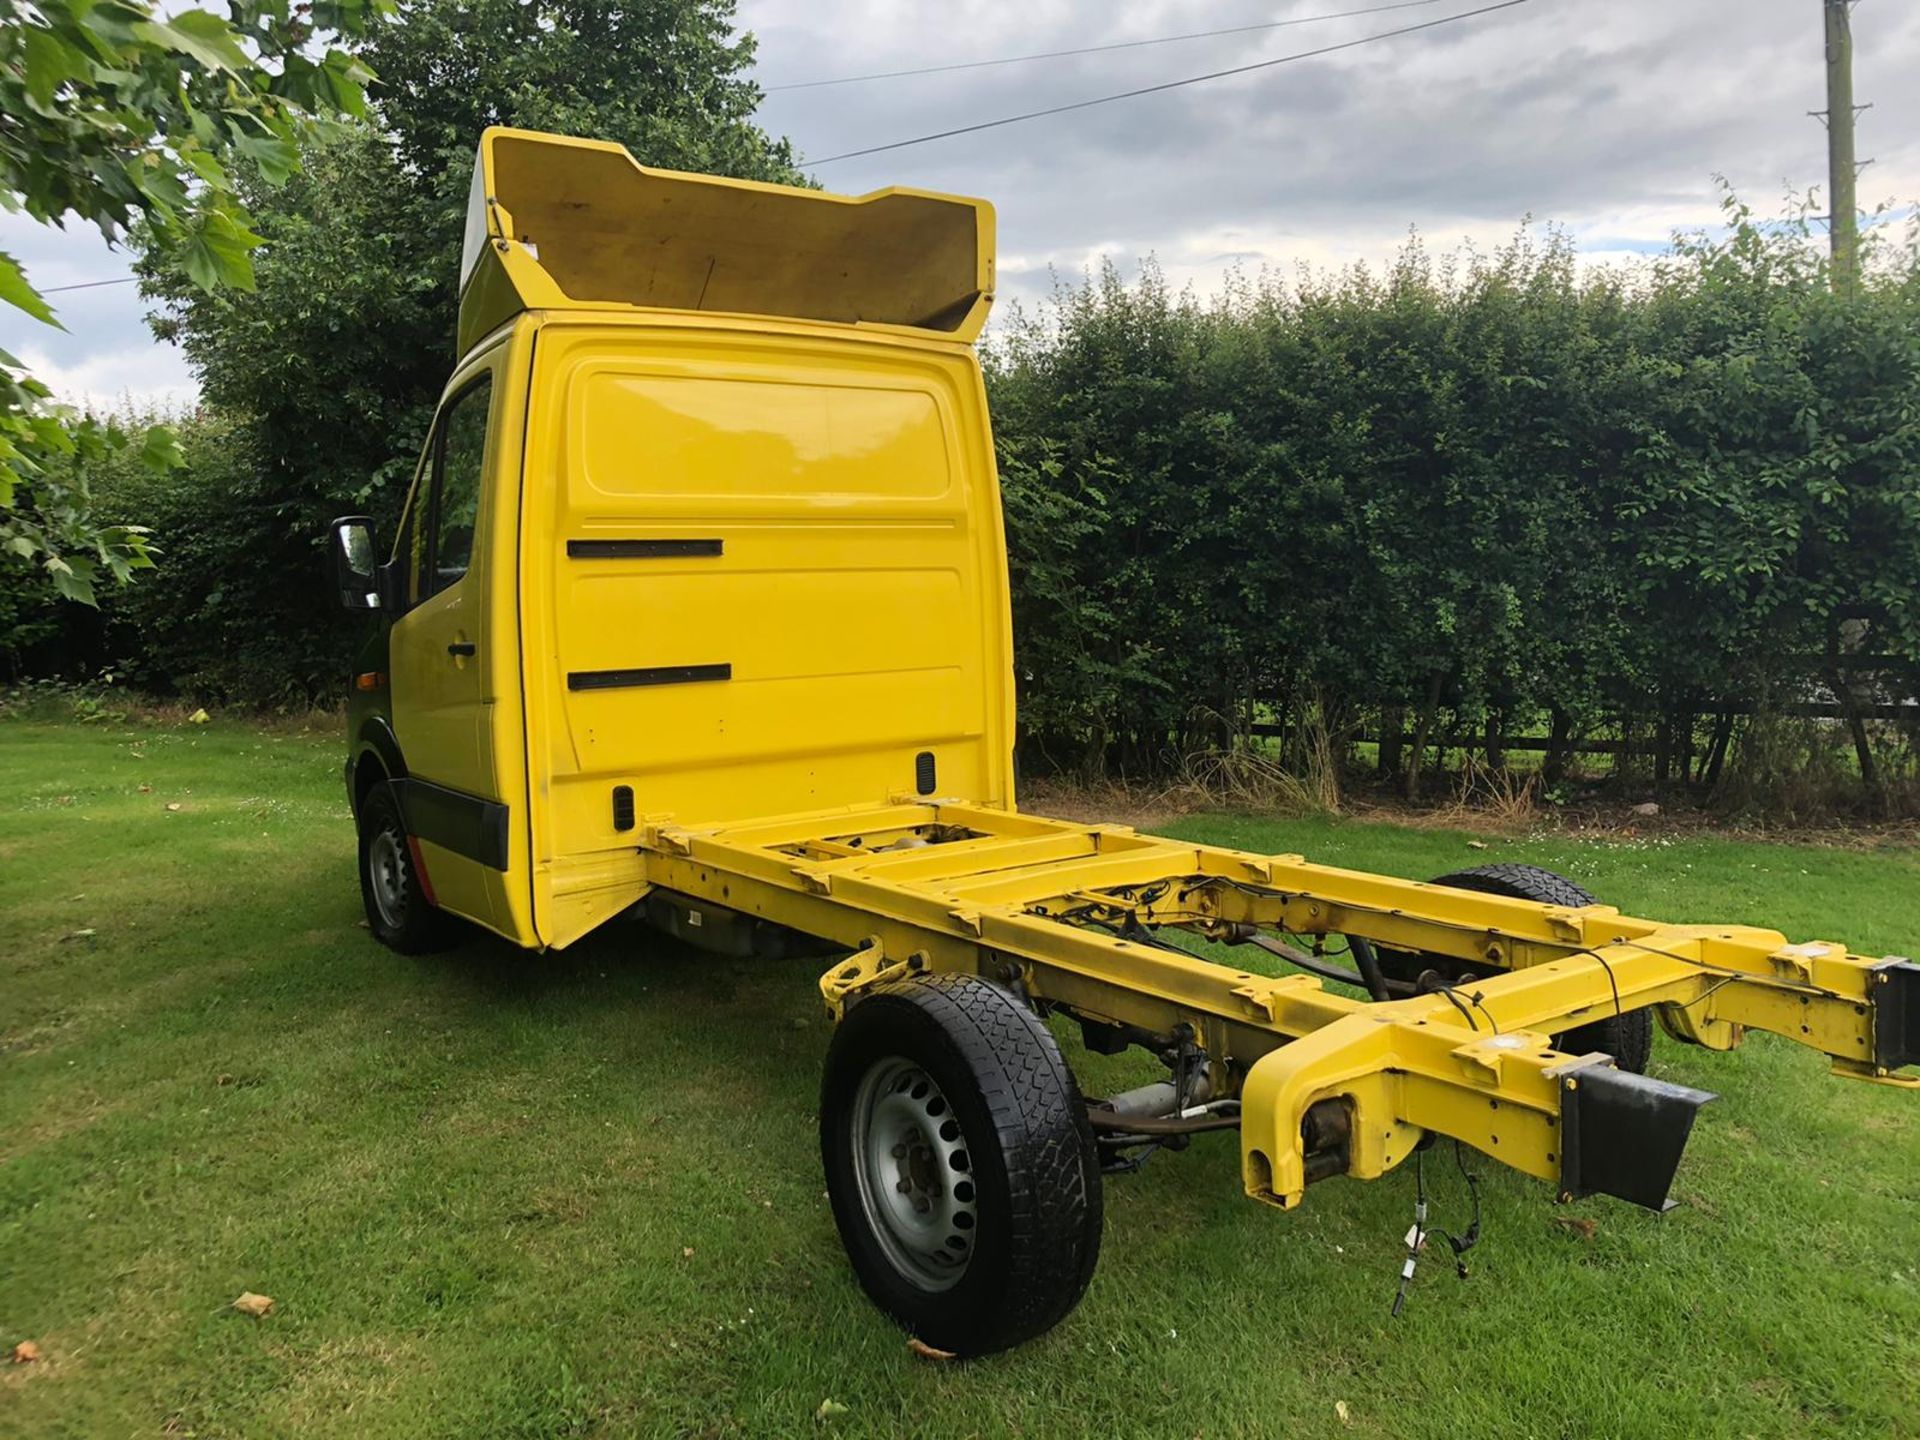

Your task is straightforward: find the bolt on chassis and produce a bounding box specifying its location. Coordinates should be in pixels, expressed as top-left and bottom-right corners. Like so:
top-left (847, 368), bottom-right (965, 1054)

top-left (330, 129), bottom-right (1920, 1357)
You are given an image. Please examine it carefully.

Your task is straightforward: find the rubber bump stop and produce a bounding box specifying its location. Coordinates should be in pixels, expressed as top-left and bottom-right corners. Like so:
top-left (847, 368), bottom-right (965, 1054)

top-left (1558, 1063), bottom-right (1715, 1211)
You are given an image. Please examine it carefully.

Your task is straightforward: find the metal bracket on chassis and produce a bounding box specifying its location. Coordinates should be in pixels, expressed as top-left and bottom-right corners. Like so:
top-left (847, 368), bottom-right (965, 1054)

top-left (817, 938), bottom-right (920, 1016)
top-left (1551, 1057), bottom-right (1716, 1211)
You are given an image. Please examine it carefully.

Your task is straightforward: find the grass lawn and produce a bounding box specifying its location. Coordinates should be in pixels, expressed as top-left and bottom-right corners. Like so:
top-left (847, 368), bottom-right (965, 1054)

top-left (4, 715), bottom-right (1918, 1439)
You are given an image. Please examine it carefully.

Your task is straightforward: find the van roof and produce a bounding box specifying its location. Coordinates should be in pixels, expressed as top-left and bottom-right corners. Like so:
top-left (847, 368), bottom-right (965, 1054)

top-left (457, 127), bottom-right (997, 357)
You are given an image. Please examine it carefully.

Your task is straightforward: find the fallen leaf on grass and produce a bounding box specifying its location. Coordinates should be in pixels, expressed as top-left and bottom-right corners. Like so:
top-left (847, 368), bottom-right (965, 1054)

top-left (216, 1074), bottom-right (233, 1087)
top-left (681, 1247), bottom-right (695, 1259)
top-left (189, 709), bottom-right (211, 724)
top-left (164, 802), bottom-right (182, 813)
top-left (1335, 1399), bottom-right (1351, 1425)
top-left (906, 1337), bottom-right (955, 1362)
top-left (1466, 840), bottom-right (1489, 850)
top-left (231, 1292), bottom-right (275, 1318)
top-left (12, 1341), bottom-right (42, 1364)
top-left (137, 784), bottom-right (153, 794)
top-left (62, 928), bottom-right (97, 942)
top-left (816, 1399), bottom-right (849, 1421)
top-left (1552, 1216), bottom-right (1598, 1241)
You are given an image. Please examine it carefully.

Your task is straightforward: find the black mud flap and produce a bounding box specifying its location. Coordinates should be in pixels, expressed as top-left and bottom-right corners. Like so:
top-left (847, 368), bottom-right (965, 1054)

top-left (1872, 959), bottom-right (1920, 1072)
top-left (1557, 1062), bottom-right (1716, 1211)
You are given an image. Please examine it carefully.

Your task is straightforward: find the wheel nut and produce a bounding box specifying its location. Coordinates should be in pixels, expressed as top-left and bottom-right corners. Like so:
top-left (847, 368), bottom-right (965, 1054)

top-left (896, 1179), bottom-right (911, 1193)
top-left (891, 1144), bottom-right (908, 1159)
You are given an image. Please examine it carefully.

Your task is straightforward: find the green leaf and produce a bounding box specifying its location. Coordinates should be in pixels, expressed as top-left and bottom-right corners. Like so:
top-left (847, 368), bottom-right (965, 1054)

top-left (139, 424), bottom-right (186, 473)
top-left (236, 134), bottom-right (300, 187)
top-left (126, 158), bottom-right (191, 220)
top-left (182, 149), bottom-right (229, 188)
top-left (132, 11), bottom-right (252, 76)
top-left (316, 50), bottom-right (373, 117)
top-left (75, 0), bottom-right (139, 50)
top-left (0, 252), bottom-right (62, 328)
top-left (179, 208), bottom-right (263, 293)
top-left (48, 554), bottom-right (100, 607)
top-left (22, 24), bottom-right (93, 112)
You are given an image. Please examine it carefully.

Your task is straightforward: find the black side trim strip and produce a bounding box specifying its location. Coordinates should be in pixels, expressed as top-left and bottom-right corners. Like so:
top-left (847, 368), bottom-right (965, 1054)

top-left (392, 776), bottom-right (510, 871)
top-left (567, 538), bottom-right (723, 559)
top-left (568, 663), bottom-right (732, 692)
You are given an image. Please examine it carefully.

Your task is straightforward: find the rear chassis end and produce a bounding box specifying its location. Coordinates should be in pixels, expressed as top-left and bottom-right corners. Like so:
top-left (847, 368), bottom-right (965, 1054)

top-left (638, 800), bottom-right (1919, 1214)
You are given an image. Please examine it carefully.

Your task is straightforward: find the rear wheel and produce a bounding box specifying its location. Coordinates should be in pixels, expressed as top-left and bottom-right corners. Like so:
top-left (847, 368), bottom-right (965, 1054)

top-left (356, 782), bottom-right (460, 954)
top-left (1426, 864), bottom-right (1653, 1072)
top-left (820, 973), bottom-right (1103, 1356)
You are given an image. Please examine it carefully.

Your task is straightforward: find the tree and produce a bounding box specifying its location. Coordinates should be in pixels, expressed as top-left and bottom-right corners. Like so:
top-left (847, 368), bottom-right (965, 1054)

top-left (0, 0), bottom-right (383, 602)
top-left (361, 0), bottom-right (802, 186)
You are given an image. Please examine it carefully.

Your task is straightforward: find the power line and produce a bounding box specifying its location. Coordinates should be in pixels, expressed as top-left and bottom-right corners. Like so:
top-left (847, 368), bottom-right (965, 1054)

top-left (764, 0), bottom-right (1449, 92)
top-left (37, 276), bottom-right (137, 295)
top-left (30, 3), bottom-right (1527, 288)
top-left (807, 0), bottom-right (1530, 168)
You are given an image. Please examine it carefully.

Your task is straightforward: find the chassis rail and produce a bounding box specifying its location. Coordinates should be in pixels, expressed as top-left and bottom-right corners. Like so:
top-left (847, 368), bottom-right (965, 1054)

top-left (634, 801), bottom-right (1920, 1211)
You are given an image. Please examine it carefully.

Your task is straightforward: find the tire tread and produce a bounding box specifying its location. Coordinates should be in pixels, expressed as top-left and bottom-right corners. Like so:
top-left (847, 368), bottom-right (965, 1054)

top-left (1429, 863), bottom-right (1654, 1072)
top-left (820, 973), bottom-right (1102, 1354)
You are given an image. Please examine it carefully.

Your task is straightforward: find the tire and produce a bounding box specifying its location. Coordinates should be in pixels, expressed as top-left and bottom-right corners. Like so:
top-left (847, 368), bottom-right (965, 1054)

top-left (1427, 864), bottom-right (1652, 1073)
top-left (356, 782), bottom-right (461, 954)
top-left (819, 973), bottom-right (1103, 1357)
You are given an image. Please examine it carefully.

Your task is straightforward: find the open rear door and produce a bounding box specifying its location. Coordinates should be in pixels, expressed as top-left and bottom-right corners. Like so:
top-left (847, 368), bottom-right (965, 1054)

top-left (517, 321), bottom-right (1016, 949)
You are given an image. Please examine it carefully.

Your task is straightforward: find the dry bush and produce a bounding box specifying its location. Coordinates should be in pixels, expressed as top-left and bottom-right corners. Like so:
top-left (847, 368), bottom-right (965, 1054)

top-left (1152, 746), bottom-right (1334, 817)
top-left (1433, 755), bottom-right (1541, 826)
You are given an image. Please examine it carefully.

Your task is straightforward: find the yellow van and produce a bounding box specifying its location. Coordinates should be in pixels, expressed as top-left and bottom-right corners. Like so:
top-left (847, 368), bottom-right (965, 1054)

top-left (327, 128), bottom-right (1919, 1355)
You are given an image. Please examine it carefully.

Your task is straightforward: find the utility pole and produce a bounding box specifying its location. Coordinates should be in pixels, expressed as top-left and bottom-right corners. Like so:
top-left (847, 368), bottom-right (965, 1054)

top-left (1821, 0), bottom-right (1859, 295)
top-left (1819, 2), bottom-right (1874, 799)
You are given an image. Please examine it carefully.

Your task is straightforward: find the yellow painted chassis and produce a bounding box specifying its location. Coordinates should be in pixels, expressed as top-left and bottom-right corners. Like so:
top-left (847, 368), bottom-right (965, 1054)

top-left (639, 800), bottom-right (1919, 1210)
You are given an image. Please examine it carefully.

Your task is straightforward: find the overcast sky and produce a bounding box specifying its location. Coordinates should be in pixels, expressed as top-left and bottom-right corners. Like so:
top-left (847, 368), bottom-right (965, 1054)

top-left (7, 0), bottom-right (1918, 411)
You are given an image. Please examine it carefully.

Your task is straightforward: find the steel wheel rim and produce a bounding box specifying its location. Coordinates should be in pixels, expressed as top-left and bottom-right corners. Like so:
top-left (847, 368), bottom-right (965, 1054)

top-left (368, 827), bottom-right (409, 930)
top-left (849, 1056), bottom-right (978, 1291)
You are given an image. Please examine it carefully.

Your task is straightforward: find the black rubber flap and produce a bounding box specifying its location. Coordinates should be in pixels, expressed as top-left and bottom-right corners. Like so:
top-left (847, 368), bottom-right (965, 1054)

top-left (1872, 959), bottom-right (1920, 1072)
top-left (1559, 1063), bottom-right (1716, 1211)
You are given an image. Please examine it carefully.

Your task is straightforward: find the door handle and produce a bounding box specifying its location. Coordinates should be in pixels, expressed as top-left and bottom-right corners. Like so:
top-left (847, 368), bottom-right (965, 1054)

top-left (447, 642), bottom-right (476, 657)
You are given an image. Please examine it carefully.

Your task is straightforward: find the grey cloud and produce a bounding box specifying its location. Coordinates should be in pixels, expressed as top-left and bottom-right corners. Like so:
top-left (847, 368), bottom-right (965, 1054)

top-left (749, 0), bottom-right (1918, 283)
top-left (14, 0), bottom-right (1919, 402)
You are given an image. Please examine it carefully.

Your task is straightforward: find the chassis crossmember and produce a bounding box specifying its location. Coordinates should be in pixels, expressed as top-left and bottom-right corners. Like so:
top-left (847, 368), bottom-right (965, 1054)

top-left (635, 800), bottom-right (1920, 1212)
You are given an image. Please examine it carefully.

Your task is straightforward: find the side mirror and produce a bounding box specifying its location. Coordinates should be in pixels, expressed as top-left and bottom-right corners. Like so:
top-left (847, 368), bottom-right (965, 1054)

top-left (328, 515), bottom-right (381, 611)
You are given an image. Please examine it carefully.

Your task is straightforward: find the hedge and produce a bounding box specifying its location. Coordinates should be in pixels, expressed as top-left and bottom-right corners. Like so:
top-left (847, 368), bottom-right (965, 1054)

top-left (987, 202), bottom-right (1920, 804)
